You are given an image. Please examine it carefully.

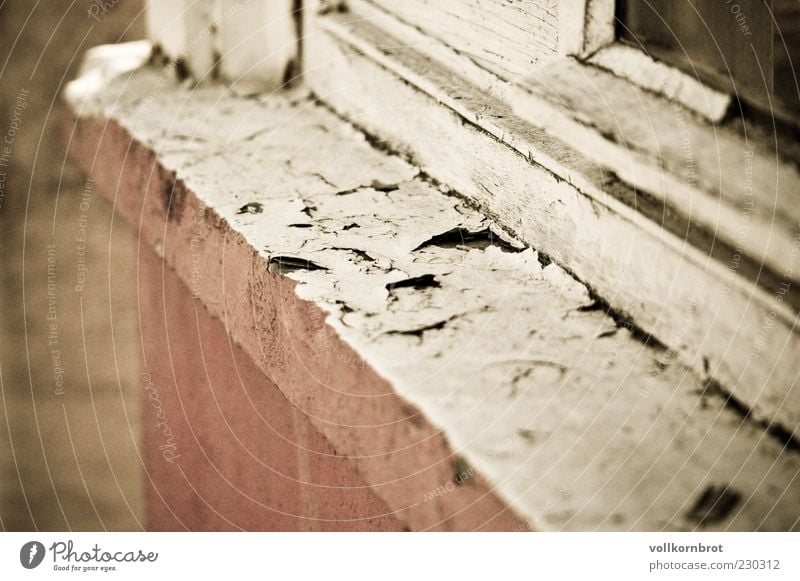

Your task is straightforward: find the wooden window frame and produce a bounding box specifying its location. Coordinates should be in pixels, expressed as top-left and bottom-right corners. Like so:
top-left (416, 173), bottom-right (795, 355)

top-left (300, 0), bottom-right (800, 437)
top-left (566, 0), bottom-right (800, 125)
top-left (560, 0), bottom-right (733, 121)
top-left (139, 0), bottom-right (800, 442)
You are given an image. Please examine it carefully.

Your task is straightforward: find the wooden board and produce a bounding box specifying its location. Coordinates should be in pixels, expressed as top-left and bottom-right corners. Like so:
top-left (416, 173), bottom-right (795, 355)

top-left (65, 43), bottom-right (800, 530)
top-left (366, 0), bottom-right (559, 79)
top-left (303, 9), bottom-right (800, 437)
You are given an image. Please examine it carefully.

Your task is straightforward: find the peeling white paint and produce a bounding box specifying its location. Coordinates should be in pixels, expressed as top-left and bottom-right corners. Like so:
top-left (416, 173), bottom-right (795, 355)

top-left (65, 44), bottom-right (800, 531)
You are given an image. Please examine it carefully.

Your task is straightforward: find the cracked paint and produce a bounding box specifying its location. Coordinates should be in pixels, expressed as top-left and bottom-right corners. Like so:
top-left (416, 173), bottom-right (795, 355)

top-left (64, 43), bottom-right (800, 532)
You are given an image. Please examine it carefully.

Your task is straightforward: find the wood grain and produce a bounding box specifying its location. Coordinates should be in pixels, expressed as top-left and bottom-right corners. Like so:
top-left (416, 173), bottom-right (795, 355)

top-left (365, 0), bottom-right (559, 80)
top-left (65, 47), bottom-right (800, 529)
top-left (304, 10), bottom-right (800, 436)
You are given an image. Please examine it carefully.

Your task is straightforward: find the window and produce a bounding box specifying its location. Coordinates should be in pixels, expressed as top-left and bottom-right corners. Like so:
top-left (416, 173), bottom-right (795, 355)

top-left (617, 0), bottom-right (800, 111)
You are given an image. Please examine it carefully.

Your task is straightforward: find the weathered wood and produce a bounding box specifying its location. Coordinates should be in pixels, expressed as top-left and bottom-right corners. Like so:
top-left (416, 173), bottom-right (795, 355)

top-left (218, 0), bottom-right (299, 92)
top-left (558, 0), bottom-right (615, 57)
top-left (146, 0), bottom-right (216, 79)
top-left (145, 0), bottom-right (299, 90)
top-left (65, 43), bottom-right (800, 531)
top-left (516, 59), bottom-right (800, 288)
top-left (330, 1), bottom-right (796, 287)
top-left (303, 10), bottom-right (800, 436)
top-left (365, 0), bottom-right (559, 80)
top-left (146, 0), bottom-right (186, 60)
top-left (563, 1), bottom-right (731, 122)
top-left (588, 44), bottom-right (731, 121)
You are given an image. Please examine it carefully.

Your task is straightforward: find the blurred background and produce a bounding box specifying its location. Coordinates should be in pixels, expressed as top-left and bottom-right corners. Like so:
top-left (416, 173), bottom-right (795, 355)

top-left (0, 0), bottom-right (145, 530)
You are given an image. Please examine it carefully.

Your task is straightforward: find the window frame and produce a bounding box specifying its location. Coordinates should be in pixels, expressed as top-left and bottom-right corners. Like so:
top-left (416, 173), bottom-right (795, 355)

top-left (561, 0), bottom-right (799, 125)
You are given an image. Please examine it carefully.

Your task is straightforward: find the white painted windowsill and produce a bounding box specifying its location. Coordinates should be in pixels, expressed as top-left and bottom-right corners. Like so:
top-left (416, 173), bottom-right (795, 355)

top-left (64, 41), bottom-right (800, 531)
top-left (304, 1), bottom-right (800, 440)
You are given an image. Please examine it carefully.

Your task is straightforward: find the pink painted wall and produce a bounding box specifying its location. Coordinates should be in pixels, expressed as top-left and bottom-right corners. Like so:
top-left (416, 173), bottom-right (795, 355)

top-left (138, 248), bottom-right (403, 531)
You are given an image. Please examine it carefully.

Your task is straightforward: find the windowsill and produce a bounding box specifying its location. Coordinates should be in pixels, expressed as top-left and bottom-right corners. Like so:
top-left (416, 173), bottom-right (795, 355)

top-left (64, 40), bottom-right (800, 531)
top-left (304, 1), bottom-right (800, 437)
top-left (312, 1), bottom-right (800, 298)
